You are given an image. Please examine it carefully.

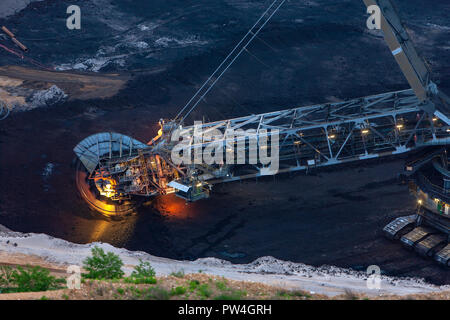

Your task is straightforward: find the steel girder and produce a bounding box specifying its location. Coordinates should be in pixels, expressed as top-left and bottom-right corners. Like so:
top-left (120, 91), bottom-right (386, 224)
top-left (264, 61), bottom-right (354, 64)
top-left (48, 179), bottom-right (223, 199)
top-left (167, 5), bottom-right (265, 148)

top-left (158, 88), bottom-right (450, 183)
top-left (75, 88), bottom-right (450, 197)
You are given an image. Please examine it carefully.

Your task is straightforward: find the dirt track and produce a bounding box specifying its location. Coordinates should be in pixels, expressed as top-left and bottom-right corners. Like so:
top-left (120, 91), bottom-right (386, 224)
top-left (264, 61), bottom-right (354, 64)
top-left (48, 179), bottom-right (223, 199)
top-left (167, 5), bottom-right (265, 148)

top-left (0, 65), bottom-right (130, 111)
top-left (0, 65), bottom-right (129, 99)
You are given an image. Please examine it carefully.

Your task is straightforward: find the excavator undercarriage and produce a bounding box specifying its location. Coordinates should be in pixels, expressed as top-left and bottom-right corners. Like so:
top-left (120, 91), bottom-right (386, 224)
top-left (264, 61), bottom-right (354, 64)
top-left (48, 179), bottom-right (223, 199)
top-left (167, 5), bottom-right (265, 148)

top-left (383, 148), bottom-right (450, 267)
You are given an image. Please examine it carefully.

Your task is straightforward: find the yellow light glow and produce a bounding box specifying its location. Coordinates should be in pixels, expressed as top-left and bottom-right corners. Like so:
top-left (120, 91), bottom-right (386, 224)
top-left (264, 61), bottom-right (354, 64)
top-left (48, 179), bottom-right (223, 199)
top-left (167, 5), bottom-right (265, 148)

top-left (418, 199), bottom-right (422, 205)
top-left (433, 117), bottom-right (438, 122)
top-left (362, 129), bottom-right (369, 134)
top-left (396, 124), bottom-right (404, 129)
top-left (329, 134), bottom-right (336, 139)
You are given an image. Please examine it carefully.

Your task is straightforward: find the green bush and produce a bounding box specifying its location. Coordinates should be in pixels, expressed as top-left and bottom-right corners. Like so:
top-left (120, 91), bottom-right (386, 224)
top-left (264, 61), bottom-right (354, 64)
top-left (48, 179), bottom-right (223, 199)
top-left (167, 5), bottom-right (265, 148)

top-left (116, 287), bottom-right (125, 295)
top-left (214, 291), bottom-right (245, 300)
top-left (131, 260), bottom-right (155, 278)
top-left (188, 280), bottom-right (200, 291)
top-left (276, 289), bottom-right (311, 299)
top-left (170, 286), bottom-right (187, 296)
top-left (215, 280), bottom-right (228, 291)
top-left (124, 276), bottom-right (157, 284)
top-left (198, 284), bottom-right (212, 298)
top-left (11, 265), bottom-right (61, 292)
top-left (124, 260), bottom-right (157, 284)
top-left (83, 247), bottom-right (124, 280)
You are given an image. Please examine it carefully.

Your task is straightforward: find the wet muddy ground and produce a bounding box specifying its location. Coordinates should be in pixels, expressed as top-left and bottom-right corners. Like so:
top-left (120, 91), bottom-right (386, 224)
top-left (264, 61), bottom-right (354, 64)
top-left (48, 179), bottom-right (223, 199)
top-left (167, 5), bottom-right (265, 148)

top-left (0, 0), bottom-right (449, 284)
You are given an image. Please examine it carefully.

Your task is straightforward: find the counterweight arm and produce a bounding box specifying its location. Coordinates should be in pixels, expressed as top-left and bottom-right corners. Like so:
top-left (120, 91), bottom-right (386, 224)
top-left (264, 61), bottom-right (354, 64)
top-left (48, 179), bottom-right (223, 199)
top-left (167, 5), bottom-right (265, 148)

top-left (363, 0), bottom-right (431, 102)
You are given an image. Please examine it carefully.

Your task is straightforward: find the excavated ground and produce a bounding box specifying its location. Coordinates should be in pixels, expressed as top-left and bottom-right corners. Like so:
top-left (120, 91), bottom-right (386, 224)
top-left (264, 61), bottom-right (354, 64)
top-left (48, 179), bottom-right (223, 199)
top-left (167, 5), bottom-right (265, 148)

top-left (0, 0), bottom-right (449, 285)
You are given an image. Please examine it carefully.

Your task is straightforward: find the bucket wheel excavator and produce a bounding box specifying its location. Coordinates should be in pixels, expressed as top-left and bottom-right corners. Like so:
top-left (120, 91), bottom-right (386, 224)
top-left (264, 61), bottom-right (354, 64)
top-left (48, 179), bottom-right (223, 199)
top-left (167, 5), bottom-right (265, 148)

top-left (73, 0), bottom-right (450, 265)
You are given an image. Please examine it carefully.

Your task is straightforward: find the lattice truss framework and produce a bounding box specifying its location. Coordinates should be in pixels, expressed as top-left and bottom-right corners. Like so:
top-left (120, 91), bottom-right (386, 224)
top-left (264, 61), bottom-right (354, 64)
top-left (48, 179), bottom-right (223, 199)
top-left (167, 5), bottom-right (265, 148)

top-left (165, 88), bottom-right (449, 182)
top-left (73, 88), bottom-right (450, 198)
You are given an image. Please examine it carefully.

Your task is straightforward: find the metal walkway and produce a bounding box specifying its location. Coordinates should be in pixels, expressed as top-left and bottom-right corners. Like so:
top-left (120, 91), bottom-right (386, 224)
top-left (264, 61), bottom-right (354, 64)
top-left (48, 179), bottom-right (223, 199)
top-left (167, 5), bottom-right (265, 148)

top-left (167, 88), bottom-right (449, 182)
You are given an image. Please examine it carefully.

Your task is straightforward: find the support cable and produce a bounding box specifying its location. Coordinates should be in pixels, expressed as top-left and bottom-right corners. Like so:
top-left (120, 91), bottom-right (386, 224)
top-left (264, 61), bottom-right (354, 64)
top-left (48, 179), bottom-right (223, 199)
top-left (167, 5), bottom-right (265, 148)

top-left (175, 0), bottom-right (286, 123)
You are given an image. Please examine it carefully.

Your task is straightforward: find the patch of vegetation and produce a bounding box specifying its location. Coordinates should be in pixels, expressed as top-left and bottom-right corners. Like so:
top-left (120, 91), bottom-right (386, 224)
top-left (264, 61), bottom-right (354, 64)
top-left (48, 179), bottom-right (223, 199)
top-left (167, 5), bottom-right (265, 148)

top-left (0, 266), bottom-right (14, 292)
top-left (198, 283), bottom-right (212, 298)
top-left (124, 260), bottom-right (157, 284)
top-left (124, 276), bottom-right (157, 284)
top-left (126, 286), bottom-right (142, 299)
top-left (215, 280), bottom-right (228, 291)
top-left (83, 247), bottom-right (124, 280)
top-left (188, 280), bottom-right (200, 291)
top-left (170, 286), bottom-right (187, 296)
top-left (276, 289), bottom-right (311, 299)
top-left (0, 265), bottom-right (63, 293)
top-left (213, 280), bottom-right (246, 300)
top-left (131, 260), bottom-right (156, 278)
top-left (116, 287), bottom-right (125, 295)
top-left (170, 270), bottom-right (185, 278)
top-left (214, 290), bottom-right (246, 300)
top-left (145, 286), bottom-right (170, 300)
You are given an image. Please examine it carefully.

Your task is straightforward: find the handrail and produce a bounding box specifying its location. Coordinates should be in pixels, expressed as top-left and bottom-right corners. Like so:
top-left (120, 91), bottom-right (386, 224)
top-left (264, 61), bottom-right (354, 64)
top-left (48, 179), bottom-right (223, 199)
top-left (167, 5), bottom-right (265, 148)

top-left (415, 172), bottom-right (450, 201)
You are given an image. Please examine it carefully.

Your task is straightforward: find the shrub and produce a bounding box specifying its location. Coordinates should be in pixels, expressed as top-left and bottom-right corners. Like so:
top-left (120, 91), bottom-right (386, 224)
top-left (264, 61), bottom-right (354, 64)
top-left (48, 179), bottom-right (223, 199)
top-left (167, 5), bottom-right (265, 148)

top-left (170, 270), bottom-right (185, 278)
top-left (170, 286), bottom-right (187, 296)
top-left (83, 247), bottom-right (124, 280)
top-left (145, 286), bottom-right (170, 300)
top-left (11, 265), bottom-right (61, 292)
top-left (198, 284), bottom-right (211, 298)
top-left (124, 260), bottom-right (156, 284)
top-left (126, 286), bottom-right (142, 299)
top-left (215, 280), bottom-right (228, 291)
top-left (277, 289), bottom-right (311, 299)
top-left (214, 291), bottom-right (245, 300)
top-left (124, 276), bottom-right (157, 285)
top-left (188, 280), bottom-right (200, 291)
top-left (131, 260), bottom-right (155, 278)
